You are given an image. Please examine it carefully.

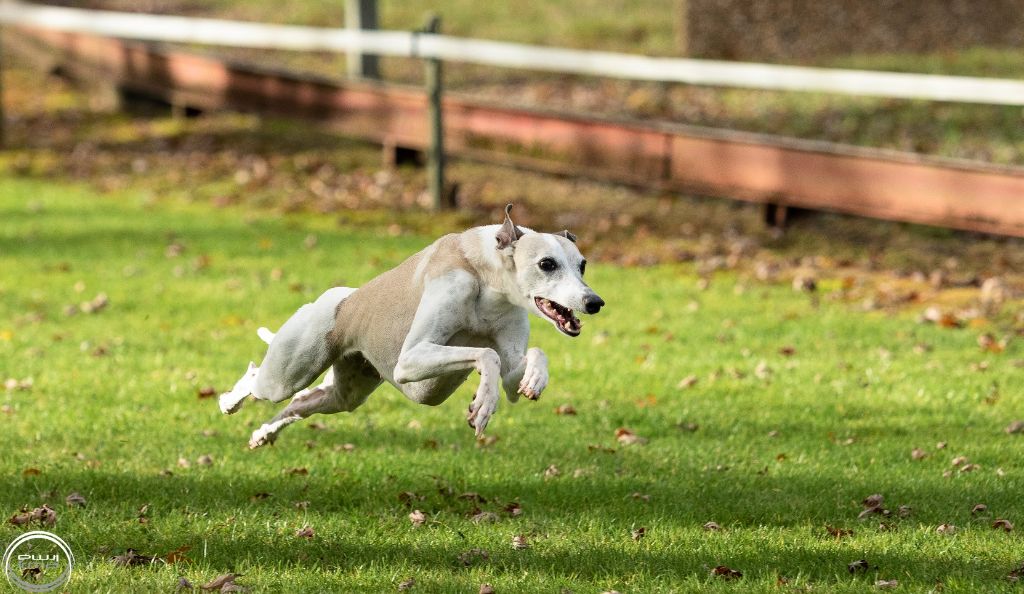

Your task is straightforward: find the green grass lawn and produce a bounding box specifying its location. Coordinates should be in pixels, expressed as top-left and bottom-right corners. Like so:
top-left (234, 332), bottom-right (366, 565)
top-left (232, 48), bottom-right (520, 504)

top-left (2, 176), bottom-right (1024, 593)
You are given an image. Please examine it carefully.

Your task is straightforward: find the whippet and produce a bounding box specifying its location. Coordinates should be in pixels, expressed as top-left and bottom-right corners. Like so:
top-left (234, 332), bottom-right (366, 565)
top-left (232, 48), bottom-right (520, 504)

top-left (218, 205), bottom-right (604, 448)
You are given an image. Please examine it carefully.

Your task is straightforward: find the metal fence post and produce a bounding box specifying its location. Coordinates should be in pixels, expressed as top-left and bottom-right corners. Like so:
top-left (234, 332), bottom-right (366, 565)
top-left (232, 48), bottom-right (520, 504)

top-left (344, 0), bottom-right (379, 79)
top-left (423, 13), bottom-right (450, 211)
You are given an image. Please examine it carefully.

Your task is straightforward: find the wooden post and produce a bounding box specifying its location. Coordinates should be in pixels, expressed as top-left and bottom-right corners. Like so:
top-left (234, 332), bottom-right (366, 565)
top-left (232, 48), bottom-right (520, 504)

top-left (344, 0), bottom-right (379, 80)
top-left (423, 13), bottom-right (450, 211)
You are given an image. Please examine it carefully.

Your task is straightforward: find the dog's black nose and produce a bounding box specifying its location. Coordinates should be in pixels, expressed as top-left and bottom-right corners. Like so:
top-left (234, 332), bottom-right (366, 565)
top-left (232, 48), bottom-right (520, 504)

top-left (583, 295), bottom-right (605, 314)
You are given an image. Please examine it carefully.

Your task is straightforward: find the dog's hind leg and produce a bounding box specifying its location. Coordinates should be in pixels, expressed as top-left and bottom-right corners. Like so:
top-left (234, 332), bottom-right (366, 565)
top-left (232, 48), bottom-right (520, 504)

top-left (253, 287), bottom-right (356, 403)
top-left (249, 355), bottom-right (381, 449)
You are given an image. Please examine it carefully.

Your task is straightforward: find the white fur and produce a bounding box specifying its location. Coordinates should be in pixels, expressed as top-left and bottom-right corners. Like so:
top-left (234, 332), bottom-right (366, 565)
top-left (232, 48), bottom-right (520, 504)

top-left (220, 220), bottom-right (602, 447)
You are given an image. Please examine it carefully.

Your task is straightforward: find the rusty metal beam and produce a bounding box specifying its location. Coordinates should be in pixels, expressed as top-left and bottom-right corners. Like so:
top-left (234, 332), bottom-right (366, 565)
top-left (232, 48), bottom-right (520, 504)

top-left (12, 28), bottom-right (1024, 237)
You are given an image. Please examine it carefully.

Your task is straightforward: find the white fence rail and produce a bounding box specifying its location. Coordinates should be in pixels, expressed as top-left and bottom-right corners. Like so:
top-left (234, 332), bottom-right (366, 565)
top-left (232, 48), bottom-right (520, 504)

top-left (1, 0), bottom-right (1023, 106)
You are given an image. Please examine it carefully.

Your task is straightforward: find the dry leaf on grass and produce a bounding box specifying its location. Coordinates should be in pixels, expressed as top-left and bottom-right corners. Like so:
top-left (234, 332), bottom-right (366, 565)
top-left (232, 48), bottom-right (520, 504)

top-left (200, 574), bottom-right (241, 591)
top-left (1005, 421), bottom-right (1024, 434)
top-left (196, 455), bottom-right (213, 466)
top-left (825, 525), bottom-right (853, 538)
top-left (470, 511), bottom-right (499, 524)
top-left (478, 584), bottom-right (495, 594)
top-left (456, 548), bottom-right (489, 567)
top-left (196, 386), bottom-right (216, 399)
top-left (615, 428), bottom-right (648, 446)
top-left (554, 404), bottom-right (577, 415)
top-left (511, 535), bottom-right (530, 550)
top-left (631, 527), bottom-right (646, 541)
top-left (408, 510), bottom-right (427, 527)
top-left (163, 545), bottom-right (192, 565)
top-left (295, 526), bottom-right (315, 539)
top-left (710, 565), bottom-right (742, 579)
top-left (911, 448), bottom-right (928, 460)
top-left (848, 559), bottom-right (870, 573)
top-left (112, 549), bottom-right (156, 567)
top-left (936, 523), bottom-right (957, 535)
top-left (677, 375), bottom-right (698, 389)
top-left (703, 521), bottom-right (721, 531)
top-left (176, 576), bottom-right (194, 591)
top-left (65, 492), bottom-right (87, 507)
top-left (398, 578), bottom-right (416, 591)
top-left (972, 503), bottom-right (988, 514)
top-left (993, 519), bottom-right (1014, 532)
top-left (543, 464), bottom-right (561, 479)
top-left (503, 502), bottom-right (523, 517)
top-left (284, 467), bottom-right (308, 476)
top-left (875, 579), bottom-right (899, 590)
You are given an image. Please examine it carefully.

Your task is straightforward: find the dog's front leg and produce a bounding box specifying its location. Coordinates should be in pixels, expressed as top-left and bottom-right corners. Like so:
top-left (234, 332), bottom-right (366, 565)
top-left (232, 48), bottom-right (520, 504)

top-left (393, 272), bottom-right (502, 436)
top-left (394, 343), bottom-right (501, 436)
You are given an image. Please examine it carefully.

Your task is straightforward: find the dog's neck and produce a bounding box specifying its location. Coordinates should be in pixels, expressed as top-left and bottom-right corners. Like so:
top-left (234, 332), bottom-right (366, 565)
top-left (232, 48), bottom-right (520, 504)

top-left (462, 225), bottom-right (532, 310)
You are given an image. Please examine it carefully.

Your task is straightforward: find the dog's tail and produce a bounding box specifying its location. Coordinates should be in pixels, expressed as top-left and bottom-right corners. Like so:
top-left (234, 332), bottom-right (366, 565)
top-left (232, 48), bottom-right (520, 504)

top-left (257, 327), bottom-right (275, 345)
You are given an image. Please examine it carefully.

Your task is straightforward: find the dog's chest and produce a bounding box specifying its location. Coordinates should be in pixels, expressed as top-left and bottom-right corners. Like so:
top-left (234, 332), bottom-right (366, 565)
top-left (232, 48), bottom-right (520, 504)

top-left (453, 287), bottom-right (525, 340)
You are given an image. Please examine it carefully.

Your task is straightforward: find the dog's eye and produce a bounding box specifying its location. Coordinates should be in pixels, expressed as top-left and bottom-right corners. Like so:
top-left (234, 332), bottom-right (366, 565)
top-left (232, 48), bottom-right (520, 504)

top-left (579, 260), bottom-right (586, 276)
top-left (538, 258), bottom-right (558, 272)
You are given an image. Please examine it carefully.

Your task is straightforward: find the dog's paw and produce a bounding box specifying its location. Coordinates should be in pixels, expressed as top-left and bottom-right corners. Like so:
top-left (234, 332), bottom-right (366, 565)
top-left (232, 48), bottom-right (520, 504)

top-left (517, 350), bottom-right (548, 401)
top-left (219, 362), bottom-right (258, 415)
top-left (248, 425), bottom-right (278, 449)
top-left (467, 387), bottom-right (499, 437)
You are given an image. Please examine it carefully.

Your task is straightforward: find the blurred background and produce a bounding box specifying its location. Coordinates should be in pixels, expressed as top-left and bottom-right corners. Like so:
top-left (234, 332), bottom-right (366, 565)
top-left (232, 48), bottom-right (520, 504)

top-left (3, 0), bottom-right (1024, 297)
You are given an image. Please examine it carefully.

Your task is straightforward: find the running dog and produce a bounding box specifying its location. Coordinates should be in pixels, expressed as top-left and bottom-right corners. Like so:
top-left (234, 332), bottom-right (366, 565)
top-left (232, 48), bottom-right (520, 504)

top-left (219, 205), bottom-right (604, 448)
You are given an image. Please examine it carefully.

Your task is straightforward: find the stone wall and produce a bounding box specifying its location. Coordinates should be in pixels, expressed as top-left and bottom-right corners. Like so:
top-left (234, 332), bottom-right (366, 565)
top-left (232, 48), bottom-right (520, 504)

top-left (682, 0), bottom-right (1024, 60)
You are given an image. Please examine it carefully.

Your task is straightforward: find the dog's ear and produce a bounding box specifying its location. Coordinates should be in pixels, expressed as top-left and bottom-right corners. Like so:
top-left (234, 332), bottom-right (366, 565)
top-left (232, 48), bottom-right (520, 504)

top-left (557, 230), bottom-right (577, 243)
top-left (495, 203), bottom-right (524, 249)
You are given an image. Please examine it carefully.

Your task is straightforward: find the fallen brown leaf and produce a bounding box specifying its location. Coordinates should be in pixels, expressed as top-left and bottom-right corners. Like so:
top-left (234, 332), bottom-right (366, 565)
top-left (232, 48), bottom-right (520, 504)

top-left (711, 565), bottom-right (742, 579)
top-left (176, 576), bottom-right (194, 591)
top-left (993, 519), bottom-right (1014, 532)
top-left (478, 584), bottom-right (495, 594)
top-left (503, 502), bottom-right (523, 517)
top-left (677, 375), bottom-right (698, 389)
top-left (1005, 421), bottom-right (1024, 434)
top-left (631, 527), bottom-right (646, 541)
top-left (408, 510), bottom-right (426, 527)
top-left (163, 545), bottom-right (192, 565)
top-left (112, 549), bottom-right (155, 567)
top-left (875, 579), bottom-right (899, 590)
top-left (398, 578), bottom-right (416, 591)
top-left (615, 428), bottom-right (648, 446)
top-left (455, 548), bottom-right (489, 567)
top-left (284, 467), bottom-right (308, 476)
top-left (911, 448), bottom-right (928, 460)
top-left (825, 525), bottom-right (853, 538)
top-left (554, 404), bottom-right (577, 415)
top-left (848, 559), bottom-right (869, 573)
top-left (196, 455), bottom-right (213, 466)
top-left (470, 511), bottom-right (499, 524)
top-left (703, 521), bottom-right (721, 531)
top-left (196, 386), bottom-right (217, 399)
top-left (936, 523), bottom-right (957, 535)
top-left (511, 535), bottom-right (530, 550)
top-left (200, 574), bottom-right (240, 591)
top-left (65, 492), bottom-right (87, 507)
top-left (543, 464), bottom-right (561, 478)
top-left (295, 526), bottom-right (315, 539)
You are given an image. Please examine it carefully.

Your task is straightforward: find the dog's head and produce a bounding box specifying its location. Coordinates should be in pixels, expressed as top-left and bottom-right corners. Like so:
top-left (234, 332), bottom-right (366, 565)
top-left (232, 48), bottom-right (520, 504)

top-left (495, 204), bottom-right (604, 337)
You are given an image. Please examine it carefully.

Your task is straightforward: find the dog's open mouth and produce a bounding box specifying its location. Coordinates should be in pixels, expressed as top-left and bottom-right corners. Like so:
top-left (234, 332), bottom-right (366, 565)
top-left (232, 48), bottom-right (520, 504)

top-left (535, 297), bottom-right (581, 337)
